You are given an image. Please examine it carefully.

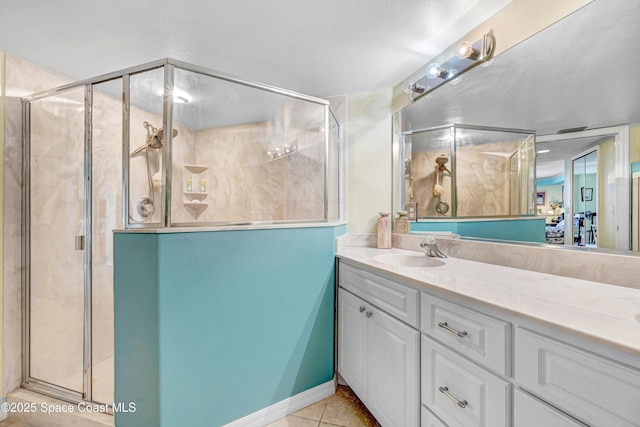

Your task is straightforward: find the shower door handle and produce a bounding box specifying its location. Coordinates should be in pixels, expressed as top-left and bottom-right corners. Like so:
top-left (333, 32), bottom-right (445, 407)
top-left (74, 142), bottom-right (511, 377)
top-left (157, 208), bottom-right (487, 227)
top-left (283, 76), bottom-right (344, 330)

top-left (75, 235), bottom-right (85, 251)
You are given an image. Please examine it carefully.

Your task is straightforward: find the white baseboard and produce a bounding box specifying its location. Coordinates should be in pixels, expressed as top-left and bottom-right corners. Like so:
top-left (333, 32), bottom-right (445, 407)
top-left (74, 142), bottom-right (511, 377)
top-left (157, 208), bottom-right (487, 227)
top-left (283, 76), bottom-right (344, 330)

top-left (222, 378), bottom-right (336, 427)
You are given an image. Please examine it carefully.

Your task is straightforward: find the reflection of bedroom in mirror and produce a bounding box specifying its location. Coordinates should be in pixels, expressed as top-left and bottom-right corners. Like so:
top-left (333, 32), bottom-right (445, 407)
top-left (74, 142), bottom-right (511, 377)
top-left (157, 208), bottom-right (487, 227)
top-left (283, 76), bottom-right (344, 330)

top-left (536, 126), bottom-right (627, 250)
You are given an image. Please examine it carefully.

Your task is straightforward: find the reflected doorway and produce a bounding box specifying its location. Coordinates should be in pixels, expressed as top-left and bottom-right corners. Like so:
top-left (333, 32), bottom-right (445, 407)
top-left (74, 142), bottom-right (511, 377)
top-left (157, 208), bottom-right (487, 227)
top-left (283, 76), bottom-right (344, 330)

top-left (572, 150), bottom-right (598, 247)
top-left (536, 126), bottom-right (630, 250)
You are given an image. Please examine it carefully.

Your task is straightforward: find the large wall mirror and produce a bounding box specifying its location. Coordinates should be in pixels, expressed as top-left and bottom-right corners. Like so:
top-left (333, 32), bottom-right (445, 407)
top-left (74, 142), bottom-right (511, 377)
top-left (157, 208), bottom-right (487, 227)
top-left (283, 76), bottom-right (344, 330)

top-left (393, 0), bottom-right (640, 252)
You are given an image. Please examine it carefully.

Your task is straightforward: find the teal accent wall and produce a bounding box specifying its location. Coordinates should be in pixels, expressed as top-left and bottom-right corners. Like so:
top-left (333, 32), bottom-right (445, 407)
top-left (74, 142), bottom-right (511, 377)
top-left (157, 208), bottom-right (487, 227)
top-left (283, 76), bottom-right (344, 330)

top-left (536, 175), bottom-right (564, 186)
top-left (114, 233), bottom-right (160, 426)
top-left (114, 225), bottom-right (345, 427)
top-left (411, 218), bottom-right (546, 243)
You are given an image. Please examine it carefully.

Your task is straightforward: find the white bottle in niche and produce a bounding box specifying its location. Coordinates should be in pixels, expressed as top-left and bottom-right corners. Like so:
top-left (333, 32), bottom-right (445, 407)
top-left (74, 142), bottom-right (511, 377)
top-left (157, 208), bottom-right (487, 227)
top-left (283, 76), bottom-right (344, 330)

top-left (396, 211), bottom-right (410, 234)
top-left (377, 212), bottom-right (392, 249)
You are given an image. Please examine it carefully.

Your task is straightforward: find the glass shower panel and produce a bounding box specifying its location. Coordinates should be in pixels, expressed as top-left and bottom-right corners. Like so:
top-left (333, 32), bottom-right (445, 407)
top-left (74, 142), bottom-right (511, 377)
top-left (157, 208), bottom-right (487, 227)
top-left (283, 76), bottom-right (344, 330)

top-left (327, 111), bottom-right (340, 221)
top-left (455, 127), bottom-right (534, 217)
top-left (406, 127), bottom-right (453, 218)
top-left (29, 88), bottom-right (85, 393)
top-left (91, 79), bottom-right (121, 403)
top-left (170, 68), bottom-right (327, 224)
top-left (128, 67), bottom-right (164, 226)
top-left (509, 135), bottom-right (536, 215)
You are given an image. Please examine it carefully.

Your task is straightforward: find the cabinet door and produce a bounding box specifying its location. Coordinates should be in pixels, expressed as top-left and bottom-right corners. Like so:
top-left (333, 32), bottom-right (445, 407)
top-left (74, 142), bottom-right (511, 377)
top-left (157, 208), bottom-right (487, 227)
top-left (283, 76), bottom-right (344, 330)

top-left (515, 328), bottom-right (640, 427)
top-left (422, 406), bottom-right (449, 427)
top-left (368, 305), bottom-right (420, 427)
top-left (514, 389), bottom-right (587, 427)
top-left (338, 288), bottom-right (369, 401)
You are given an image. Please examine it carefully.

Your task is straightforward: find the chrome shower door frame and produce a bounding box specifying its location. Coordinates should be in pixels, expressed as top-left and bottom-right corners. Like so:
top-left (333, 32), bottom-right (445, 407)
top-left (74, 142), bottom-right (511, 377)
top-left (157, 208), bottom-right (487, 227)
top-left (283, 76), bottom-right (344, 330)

top-left (21, 84), bottom-right (96, 404)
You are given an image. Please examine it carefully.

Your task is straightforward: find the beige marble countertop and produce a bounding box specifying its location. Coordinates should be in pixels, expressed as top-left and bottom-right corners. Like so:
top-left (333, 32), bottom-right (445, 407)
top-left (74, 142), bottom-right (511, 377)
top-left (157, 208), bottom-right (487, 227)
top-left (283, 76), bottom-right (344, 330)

top-left (337, 246), bottom-right (640, 359)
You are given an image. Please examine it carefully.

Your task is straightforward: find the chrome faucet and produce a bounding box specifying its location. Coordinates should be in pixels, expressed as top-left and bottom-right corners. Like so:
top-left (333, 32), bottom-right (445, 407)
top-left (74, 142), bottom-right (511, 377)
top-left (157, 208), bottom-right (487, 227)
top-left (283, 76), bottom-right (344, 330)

top-left (420, 235), bottom-right (447, 258)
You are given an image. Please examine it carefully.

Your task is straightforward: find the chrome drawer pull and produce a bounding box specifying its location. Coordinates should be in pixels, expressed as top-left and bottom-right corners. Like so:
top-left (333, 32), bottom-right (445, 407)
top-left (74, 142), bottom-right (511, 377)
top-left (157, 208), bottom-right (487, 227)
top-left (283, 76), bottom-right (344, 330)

top-left (439, 386), bottom-right (468, 409)
top-left (437, 321), bottom-right (468, 338)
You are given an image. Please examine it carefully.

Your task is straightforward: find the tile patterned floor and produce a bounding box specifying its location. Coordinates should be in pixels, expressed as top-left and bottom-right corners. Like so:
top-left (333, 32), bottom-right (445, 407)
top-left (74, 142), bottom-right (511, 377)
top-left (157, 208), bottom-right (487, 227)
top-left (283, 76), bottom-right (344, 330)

top-left (0, 385), bottom-right (376, 427)
top-left (266, 385), bottom-right (380, 427)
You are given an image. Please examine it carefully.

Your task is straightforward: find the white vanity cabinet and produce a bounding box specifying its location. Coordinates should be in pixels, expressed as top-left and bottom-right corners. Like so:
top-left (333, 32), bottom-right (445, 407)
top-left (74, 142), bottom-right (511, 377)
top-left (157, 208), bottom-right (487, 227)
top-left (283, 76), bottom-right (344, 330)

top-left (420, 293), bottom-right (511, 427)
top-left (338, 264), bottom-right (420, 427)
top-left (513, 389), bottom-right (587, 427)
top-left (421, 335), bottom-right (510, 427)
top-left (336, 258), bottom-right (640, 427)
top-left (515, 328), bottom-right (640, 427)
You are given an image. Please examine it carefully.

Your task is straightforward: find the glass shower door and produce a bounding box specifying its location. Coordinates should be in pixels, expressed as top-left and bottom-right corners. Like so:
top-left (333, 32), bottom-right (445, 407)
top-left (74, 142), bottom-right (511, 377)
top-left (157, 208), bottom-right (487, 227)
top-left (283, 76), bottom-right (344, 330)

top-left (28, 88), bottom-right (86, 395)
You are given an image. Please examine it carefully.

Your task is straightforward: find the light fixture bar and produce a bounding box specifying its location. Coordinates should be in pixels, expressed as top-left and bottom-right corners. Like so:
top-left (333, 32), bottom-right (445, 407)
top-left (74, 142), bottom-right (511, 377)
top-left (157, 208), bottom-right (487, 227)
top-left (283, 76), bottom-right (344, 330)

top-left (408, 30), bottom-right (496, 101)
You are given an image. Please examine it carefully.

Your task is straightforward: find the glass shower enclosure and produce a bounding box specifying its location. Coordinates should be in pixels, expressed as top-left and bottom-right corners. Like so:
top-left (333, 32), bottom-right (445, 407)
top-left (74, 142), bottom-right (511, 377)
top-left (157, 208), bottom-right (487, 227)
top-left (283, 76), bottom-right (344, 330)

top-left (399, 124), bottom-right (535, 219)
top-left (22, 59), bottom-right (342, 406)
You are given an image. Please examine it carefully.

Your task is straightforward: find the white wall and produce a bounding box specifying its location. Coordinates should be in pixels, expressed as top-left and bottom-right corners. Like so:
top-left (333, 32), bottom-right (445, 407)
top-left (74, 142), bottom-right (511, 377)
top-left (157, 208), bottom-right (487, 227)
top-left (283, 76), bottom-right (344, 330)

top-left (346, 88), bottom-right (393, 233)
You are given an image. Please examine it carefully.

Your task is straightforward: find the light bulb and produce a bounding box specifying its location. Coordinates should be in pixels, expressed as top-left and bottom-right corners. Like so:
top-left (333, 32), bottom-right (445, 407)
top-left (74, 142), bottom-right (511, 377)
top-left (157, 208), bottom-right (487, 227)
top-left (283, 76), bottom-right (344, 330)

top-left (426, 63), bottom-right (446, 79)
top-left (403, 80), bottom-right (428, 95)
top-left (456, 41), bottom-right (481, 60)
top-left (446, 69), bottom-right (459, 79)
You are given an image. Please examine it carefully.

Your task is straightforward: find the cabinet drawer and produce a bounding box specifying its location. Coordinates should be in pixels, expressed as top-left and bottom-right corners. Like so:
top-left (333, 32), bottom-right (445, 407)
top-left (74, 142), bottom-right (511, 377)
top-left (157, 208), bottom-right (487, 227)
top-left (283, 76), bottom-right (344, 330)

top-left (421, 293), bottom-right (510, 375)
top-left (515, 328), bottom-right (640, 427)
top-left (514, 389), bottom-right (586, 427)
top-left (422, 335), bottom-right (510, 427)
top-left (421, 405), bottom-right (448, 427)
top-left (339, 262), bottom-right (419, 327)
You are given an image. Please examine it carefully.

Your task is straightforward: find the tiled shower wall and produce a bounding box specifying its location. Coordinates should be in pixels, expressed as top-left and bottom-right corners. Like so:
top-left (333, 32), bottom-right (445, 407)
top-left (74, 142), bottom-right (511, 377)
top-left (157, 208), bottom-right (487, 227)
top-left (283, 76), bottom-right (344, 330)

top-left (410, 140), bottom-right (517, 217)
top-left (171, 120), bottom-right (326, 224)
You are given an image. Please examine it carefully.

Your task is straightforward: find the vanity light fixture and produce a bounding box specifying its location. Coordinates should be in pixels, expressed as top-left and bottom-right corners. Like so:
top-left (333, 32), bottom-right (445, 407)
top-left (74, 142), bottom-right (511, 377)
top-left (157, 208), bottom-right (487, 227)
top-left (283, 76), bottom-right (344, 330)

top-left (456, 40), bottom-right (482, 61)
top-left (403, 80), bottom-right (429, 95)
top-left (407, 30), bottom-right (497, 101)
top-left (426, 63), bottom-right (450, 80)
top-left (537, 149), bottom-right (551, 154)
top-left (265, 139), bottom-right (299, 160)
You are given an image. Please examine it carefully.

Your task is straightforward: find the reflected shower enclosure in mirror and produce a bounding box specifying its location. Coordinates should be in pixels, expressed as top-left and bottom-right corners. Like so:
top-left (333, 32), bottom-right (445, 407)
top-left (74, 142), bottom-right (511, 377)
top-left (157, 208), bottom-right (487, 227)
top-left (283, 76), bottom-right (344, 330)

top-left (400, 124), bottom-right (535, 219)
top-left (392, 0), bottom-right (639, 252)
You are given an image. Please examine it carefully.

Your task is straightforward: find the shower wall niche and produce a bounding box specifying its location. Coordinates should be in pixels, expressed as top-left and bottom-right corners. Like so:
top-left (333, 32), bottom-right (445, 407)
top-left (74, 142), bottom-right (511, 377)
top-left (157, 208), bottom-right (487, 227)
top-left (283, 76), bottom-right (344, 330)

top-left (401, 124), bottom-right (535, 219)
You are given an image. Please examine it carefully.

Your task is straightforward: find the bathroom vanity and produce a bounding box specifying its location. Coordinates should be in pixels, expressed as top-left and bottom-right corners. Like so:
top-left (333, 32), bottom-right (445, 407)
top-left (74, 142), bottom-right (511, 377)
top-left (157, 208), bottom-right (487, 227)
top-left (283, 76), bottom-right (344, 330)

top-left (336, 246), bottom-right (640, 427)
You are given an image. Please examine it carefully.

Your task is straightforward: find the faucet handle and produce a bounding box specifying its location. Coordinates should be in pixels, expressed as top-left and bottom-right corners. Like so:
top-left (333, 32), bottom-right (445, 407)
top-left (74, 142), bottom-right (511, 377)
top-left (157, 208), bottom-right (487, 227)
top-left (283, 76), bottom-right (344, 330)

top-left (420, 235), bottom-right (437, 247)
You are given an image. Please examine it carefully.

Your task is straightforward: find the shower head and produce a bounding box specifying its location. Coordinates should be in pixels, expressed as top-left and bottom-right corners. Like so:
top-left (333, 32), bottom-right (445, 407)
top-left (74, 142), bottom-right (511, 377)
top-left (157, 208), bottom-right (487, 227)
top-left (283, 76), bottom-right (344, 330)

top-left (435, 154), bottom-right (451, 174)
top-left (435, 154), bottom-right (449, 166)
top-left (131, 122), bottom-right (179, 157)
top-left (144, 121), bottom-right (178, 149)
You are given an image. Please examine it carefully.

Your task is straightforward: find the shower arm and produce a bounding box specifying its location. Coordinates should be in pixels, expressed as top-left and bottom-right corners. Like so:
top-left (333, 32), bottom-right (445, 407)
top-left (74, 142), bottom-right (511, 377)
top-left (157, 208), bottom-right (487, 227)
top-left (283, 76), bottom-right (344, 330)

top-left (130, 142), bottom-right (151, 157)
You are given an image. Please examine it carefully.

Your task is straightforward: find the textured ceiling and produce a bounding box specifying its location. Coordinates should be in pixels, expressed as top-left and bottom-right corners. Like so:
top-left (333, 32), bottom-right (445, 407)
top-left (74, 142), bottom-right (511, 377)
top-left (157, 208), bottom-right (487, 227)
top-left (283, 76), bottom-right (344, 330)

top-left (0, 0), bottom-right (512, 98)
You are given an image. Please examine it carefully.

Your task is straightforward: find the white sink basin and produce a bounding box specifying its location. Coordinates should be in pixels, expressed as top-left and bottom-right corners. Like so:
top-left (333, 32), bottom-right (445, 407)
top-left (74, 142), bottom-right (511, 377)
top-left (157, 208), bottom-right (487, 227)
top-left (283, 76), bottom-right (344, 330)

top-left (373, 254), bottom-right (445, 268)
